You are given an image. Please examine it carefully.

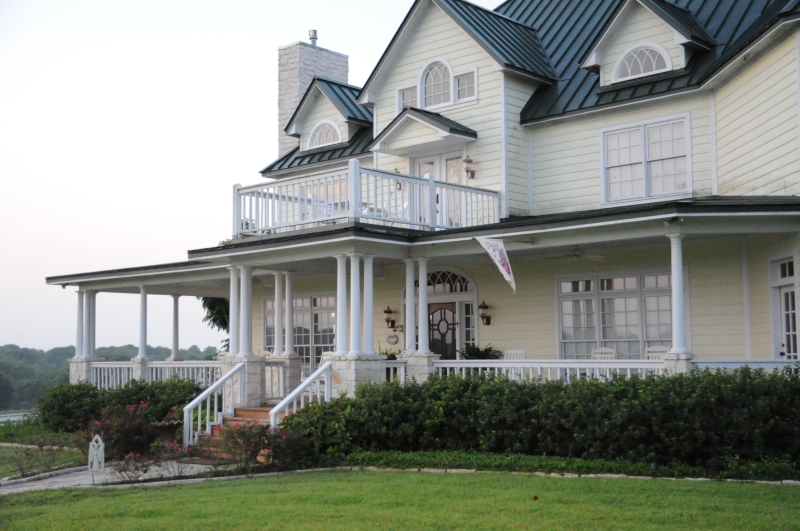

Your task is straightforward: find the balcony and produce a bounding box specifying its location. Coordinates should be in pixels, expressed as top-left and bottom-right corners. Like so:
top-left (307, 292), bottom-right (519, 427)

top-left (233, 160), bottom-right (500, 238)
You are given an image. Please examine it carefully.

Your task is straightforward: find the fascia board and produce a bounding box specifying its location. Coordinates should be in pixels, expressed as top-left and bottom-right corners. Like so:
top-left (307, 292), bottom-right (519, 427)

top-left (580, 0), bottom-right (635, 69)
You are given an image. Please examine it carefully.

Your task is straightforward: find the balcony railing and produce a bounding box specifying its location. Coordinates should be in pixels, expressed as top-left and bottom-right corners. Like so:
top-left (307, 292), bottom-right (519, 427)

top-left (233, 159), bottom-right (500, 237)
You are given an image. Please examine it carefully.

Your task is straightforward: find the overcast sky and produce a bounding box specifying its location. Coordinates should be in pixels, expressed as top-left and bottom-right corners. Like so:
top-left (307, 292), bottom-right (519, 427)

top-left (0, 0), bottom-right (501, 351)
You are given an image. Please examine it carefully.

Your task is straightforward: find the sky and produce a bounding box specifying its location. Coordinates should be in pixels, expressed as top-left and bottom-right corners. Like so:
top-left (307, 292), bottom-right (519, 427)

top-left (0, 0), bottom-right (501, 351)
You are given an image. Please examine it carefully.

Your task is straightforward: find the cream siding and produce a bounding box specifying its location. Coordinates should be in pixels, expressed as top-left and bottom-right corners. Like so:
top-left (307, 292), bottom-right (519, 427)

top-left (299, 93), bottom-right (347, 150)
top-left (373, 3), bottom-right (504, 196)
top-left (529, 95), bottom-right (712, 215)
top-left (715, 34), bottom-right (800, 196)
top-left (602, 3), bottom-right (684, 85)
top-left (388, 119), bottom-right (444, 151)
top-left (506, 75), bottom-right (537, 216)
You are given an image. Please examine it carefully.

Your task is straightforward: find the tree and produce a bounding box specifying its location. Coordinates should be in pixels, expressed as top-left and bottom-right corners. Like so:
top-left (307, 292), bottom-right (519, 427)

top-left (0, 371), bottom-right (13, 410)
top-left (199, 239), bottom-right (233, 351)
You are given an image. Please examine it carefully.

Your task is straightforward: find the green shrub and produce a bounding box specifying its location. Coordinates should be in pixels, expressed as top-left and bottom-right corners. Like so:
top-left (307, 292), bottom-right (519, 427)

top-left (283, 366), bottom-right (800, 472)
top-left (103, 379), bottom-right (203, 423)
top-left (83, 403), bottom-right (158, 460)
top-left (37, 383), bottom-right (103, 433)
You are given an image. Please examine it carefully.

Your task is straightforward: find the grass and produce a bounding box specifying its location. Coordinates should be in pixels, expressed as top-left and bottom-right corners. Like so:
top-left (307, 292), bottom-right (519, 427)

top-left (0, 447), bottom-right (84, 479)
top-left (0, 417), bottom-right (55, 445)
top-left (2, 471), bottom-right (799, 530)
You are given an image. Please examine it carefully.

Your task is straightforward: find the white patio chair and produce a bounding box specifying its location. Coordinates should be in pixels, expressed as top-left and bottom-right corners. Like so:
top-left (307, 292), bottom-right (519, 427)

top-left (591, 347), bottom-right (616, 360)
top-left (503, 350), bottom-right (527, 380)
top-left (645, 345), bottom-right (670, 360)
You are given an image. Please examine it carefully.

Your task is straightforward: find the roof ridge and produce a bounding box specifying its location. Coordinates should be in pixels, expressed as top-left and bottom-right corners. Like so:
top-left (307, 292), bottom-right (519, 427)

top-left (444, 0), bottom-right (539, 30)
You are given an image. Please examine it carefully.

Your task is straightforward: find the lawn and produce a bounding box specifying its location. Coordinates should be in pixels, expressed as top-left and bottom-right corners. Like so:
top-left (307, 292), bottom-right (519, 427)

top-left (0, 418), bottom-right (55, 445)
top-left (0, 447), bottom-right (84, 479)
top-left (2, 471), bottom-right (798, 530)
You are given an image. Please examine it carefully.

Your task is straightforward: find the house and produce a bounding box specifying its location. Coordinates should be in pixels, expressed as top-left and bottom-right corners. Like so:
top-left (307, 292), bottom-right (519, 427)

top-left (47, 0), bottom-right (800, 439)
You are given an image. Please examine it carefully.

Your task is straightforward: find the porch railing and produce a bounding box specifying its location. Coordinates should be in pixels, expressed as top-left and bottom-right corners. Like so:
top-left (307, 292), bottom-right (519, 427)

top-left (385, 360), bottom-right (407, 383)
top-left (90, 363), bottom-right (134, 389)
top-left (693, 360), bottom-right (800, 371)
top-left (147, 362), bottom-right (223, 387)
top-left (264, 361), bottom-right (287, 402)
top-left (270, 362), bottom-right (332, 429)
top-left (433, 360), bottom-right (665, 381)
top-left (183, 362), bottom-right (245, 448)
top-left (234, 159), bottom-right (500, 237)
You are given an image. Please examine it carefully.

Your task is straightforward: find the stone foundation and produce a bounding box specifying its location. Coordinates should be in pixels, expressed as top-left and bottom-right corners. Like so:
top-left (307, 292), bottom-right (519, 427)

top-left (323, 354), bottom-right (385, 398)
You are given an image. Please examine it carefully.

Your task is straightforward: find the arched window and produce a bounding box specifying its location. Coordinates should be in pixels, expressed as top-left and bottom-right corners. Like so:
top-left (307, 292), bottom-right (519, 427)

top-left (616, 46), bottom-right (669, 81)
top-left (423, 62), bottom-right (450, 107)
top-left (309, 123), bottom-right (340, 148)
top-left (414, 271), bottom-right (474, 295)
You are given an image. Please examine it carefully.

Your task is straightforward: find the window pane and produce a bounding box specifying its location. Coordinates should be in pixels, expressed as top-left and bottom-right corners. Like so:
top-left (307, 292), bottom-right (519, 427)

top-left (456, 72), bottom-right (475, 100)
top-left (424, 62), bottom-right (450, 107)
top-left (617, 47), bottom-right (668, 81)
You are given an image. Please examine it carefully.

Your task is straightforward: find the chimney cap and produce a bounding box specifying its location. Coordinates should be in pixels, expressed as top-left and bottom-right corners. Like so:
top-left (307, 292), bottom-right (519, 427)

top-left (309, 29), bottom-right (318, 47)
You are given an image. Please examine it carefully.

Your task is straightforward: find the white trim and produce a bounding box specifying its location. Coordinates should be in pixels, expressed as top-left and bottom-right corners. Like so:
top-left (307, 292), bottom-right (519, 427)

top-left (796, 28), bottom-right (800, 178)
top-left (710, 91), bottom-right (718, 195)
top-left (741, 240), bottom-right (752, 359)
top-left (768, 252), bottom-right (797, 358)
top-left (612, 42), bottom-right (674, 83)
top-left (500, 73), bottom-right (509, 218)
top-left (419, 58), bottom-right (455, 110)
top-left (307, 120), bottom-right (342, 150)
top-left (527, 127), bottom-right (534, 215)
top-left (600, 112), bottom-right (693, 206)
top-left (453, 67), bottom-right (479, 104)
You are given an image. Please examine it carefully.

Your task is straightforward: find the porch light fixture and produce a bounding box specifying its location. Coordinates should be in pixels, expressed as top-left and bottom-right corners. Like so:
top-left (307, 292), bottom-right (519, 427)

top-left (478, 301), bottom-right (491, 326)
top-left (394, 169), bottom-right (403, 190)
top-left (463, 156), bottom-right (475, 179)
top-left (384, 306), bottom-right (396, 330)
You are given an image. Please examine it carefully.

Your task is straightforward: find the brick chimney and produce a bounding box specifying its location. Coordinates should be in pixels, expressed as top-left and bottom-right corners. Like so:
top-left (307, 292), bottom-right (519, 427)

top-left (278, 31), bottom-right (349, 156)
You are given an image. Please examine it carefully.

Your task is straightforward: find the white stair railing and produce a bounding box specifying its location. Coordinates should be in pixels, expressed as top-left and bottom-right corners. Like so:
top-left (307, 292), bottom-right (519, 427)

top-left (183, 362), bottom-right (245, 448)
top-left (433, 360), bottom-right (665, 381)
top-left (269, 362), bottom-right (332, 430)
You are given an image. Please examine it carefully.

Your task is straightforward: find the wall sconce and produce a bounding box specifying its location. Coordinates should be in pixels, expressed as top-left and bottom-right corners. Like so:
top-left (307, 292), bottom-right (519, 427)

top-left (384, 307), bottom-right (396, 330)
top-left (478, 301), bottom-right (491, 326)
top-left (394, 169), bottom-right (403, 190)
top-left (463, 156), bottom-right (475, 179)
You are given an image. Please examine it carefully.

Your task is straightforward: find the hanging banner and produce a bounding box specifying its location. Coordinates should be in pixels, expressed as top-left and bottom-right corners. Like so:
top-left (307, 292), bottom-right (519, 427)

top-left (476, 237), bottom-right (516, 294)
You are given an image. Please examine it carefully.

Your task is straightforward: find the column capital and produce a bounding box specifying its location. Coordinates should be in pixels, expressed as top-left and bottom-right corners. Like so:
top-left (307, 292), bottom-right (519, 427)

top-left (171, 294), bottom-right (181, 300)
top-left (138, 285), bottom-right (147, 293)
top-left (283, 271), bottom-right (293, 279)
top-left (403, 258), bottom-right (416, 265)
top-left (416, 257), bottom-right (429, 264)
top-left (667, 233), bottom-right (685, 242)
top-left (335, 254), bottom-right (348, 261)
top-left (363, 254), bottom-right (375, 263)
top-left (347, 253), bottom-right (363, 259)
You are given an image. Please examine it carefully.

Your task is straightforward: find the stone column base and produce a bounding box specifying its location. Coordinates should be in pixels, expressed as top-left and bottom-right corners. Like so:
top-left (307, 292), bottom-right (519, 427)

top-left (398, 352), bottom-right (440, 383)
top-left (664, 353), bottom-right (693, 375)
top-left (69, 359), bottom-right (98, 384)
top-left (271, 354), bottom-right (303, 394)
top-left (131, 357), bottom-right (149, 381)
top-left (322, 353), bottom-right (385, 398)
top-left (221, 355), bottom-right (266, 408)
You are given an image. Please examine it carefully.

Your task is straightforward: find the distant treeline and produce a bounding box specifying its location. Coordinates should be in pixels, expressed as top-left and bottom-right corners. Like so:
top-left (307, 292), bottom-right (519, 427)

top-left (0, 344), bottom-right (218, 411)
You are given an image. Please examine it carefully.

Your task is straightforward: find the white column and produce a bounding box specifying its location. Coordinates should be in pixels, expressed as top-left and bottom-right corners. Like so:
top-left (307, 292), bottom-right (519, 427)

top-left (404, 259), bottom-right (416, 354)
top-left (82, 292), bottom-right (91, 358)
top-left (417, 258), bottom-right (430, 354)
top-left (362, 255), bottom-right (375, 355)
top-left (137, 286), bottom-right (147, 359)
top-left (668, 234), bottom-right (688, 354)
top-left (239, 266), bottom-right (254, 357)
top-left (273, 272), bottom-right (284, 355)
top-left (336, 255), bottom-right (348, 355)
top-left (171, 295), bottom-right (180, 359)
top-left (75, 291), bottom-right (84, 359)
top-left (349, 254), bottom-right (362, 355)
top-left (228, 267), bottom-right (240, 356)
top-left (284, 272), bottom-right (295, 356)
top-left (88, 292), bottom-right (97, 358)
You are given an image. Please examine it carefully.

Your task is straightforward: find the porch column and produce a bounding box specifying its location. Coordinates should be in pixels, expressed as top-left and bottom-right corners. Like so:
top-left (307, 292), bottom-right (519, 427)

top-left (137, 286), bottom-right (147, 359)
top-left (668, 234), bottom-right (688, 354)
top-left (348, 254), bottom-right (362, 355)
top-left (88, 291), bottom-right (97, 358)
top-left (417, 258), bottom-right (431, 354)
top-left (239, 266), bottom-right (254, 357)
top-left (228, 267), bottom-right (240, 356)
top-left (273, 272), bottom-right (284, 356)
top-left (404, 259), bottom-right (416, 353)
top-left (284, 272), bottom-right (295, 355)
top-left (75, 291), bottom-right (84, 359)
top-left (82, 291), bottom-right (91, 358)
top-left (170, 295), bottom-right (181, 360)
top-left (336, 255), bottom-right (348, 355)
top-left (362, 255), bottom-right (375, 355)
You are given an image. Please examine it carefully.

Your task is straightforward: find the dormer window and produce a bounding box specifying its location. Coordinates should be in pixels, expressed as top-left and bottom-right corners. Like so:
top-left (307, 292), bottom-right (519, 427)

top-left (308, 122), bottom-right (340, 149)
top-left (614, 44), bottom-right (672, 83)
top-left (423, 62), bottom-right (450, 107)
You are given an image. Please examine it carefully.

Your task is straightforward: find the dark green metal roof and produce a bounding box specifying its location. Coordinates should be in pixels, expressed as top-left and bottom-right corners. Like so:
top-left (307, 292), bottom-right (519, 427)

top-left (284, 77), bottom-right (373, 135)
top-left (261, 126), bottom-right (373, 174)
top-left (494, 0), bottom-right (800, 124)
top-left (369, 107), bottom-right (477, 151)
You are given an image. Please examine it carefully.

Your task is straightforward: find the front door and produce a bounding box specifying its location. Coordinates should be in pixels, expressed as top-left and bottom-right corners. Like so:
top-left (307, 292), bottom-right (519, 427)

top-left (414, 152), bottom-right (464, 184)
top-left (429, 303), bottom-right (458, 360)
top-left (780, 286), bottom-right (798, 359)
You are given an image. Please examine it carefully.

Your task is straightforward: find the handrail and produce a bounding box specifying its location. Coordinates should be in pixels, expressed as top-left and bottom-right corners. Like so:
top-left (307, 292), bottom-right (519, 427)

top-left (270, 362), bottom-right (332, 430)
top-left (183, 362), bottom-right (245, 448)
top-left (693, 360), bottom-right (800, 370)
top-left (433, 359), bottom-right (665, 381)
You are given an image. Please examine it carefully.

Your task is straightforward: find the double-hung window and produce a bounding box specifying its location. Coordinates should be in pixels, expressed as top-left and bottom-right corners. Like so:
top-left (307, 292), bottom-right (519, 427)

top-left (771, 257), bottom-right (797, 359)
top-left (604, 117), bottom-right (690, 203)
top-left (559, 272), bottom-right (672, 359)
top-left (265, 295), bottom-right (337, 373)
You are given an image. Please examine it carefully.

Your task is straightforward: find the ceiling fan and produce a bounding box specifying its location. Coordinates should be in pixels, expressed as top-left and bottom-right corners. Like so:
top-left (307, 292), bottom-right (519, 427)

top-left (541, 247), bottom-right (606, 262)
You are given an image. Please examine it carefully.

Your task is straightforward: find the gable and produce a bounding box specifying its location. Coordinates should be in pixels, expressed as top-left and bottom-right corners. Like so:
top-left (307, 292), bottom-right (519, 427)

top-left (298, 91), bottom-right (347, 150)
top-left (390, 119), bottom-right (444, 151)
top-left (601, 2), bottom-right (685, 85)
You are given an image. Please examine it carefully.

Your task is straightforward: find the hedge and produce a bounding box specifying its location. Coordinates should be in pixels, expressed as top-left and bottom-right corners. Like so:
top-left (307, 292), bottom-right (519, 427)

top-left (283, 366), bottom-right (800, 471)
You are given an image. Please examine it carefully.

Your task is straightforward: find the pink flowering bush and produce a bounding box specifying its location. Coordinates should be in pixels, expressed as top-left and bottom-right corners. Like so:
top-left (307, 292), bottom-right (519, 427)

top-left (86, 402), bottom-right (158, 460)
